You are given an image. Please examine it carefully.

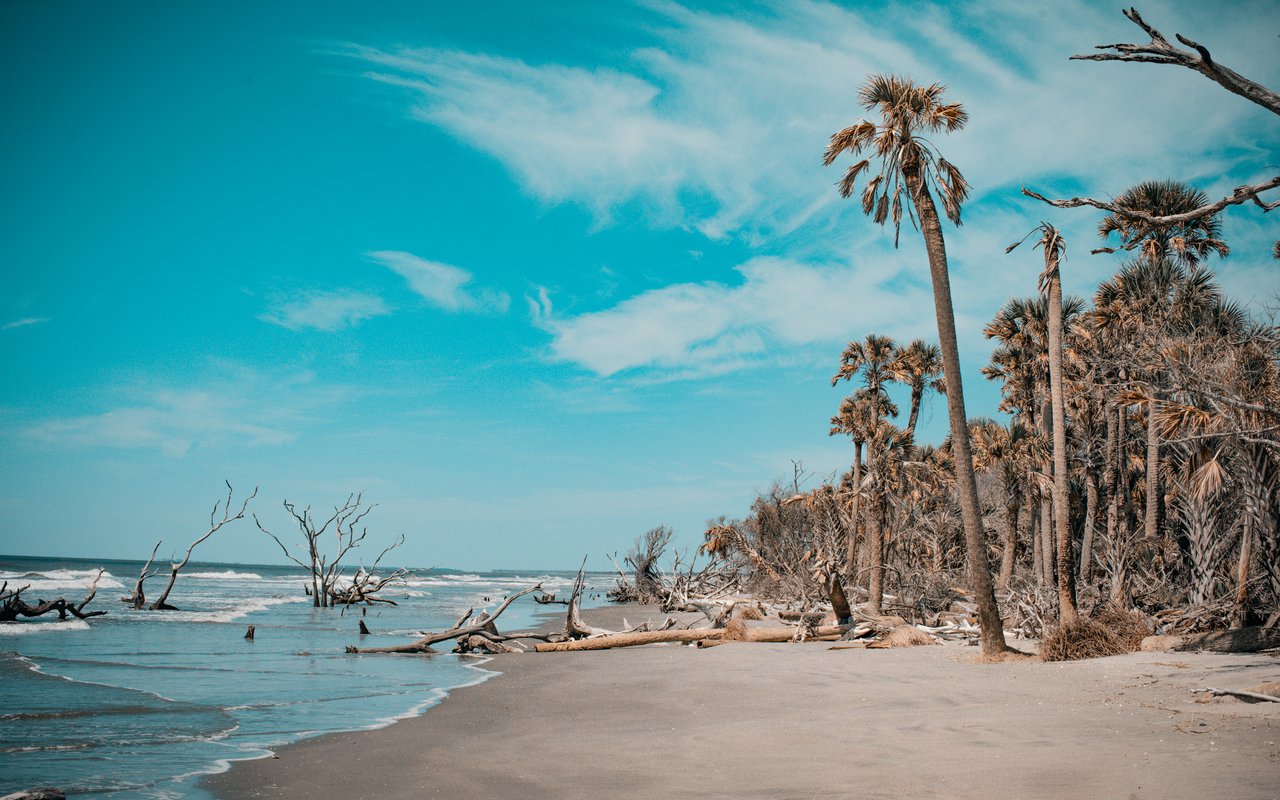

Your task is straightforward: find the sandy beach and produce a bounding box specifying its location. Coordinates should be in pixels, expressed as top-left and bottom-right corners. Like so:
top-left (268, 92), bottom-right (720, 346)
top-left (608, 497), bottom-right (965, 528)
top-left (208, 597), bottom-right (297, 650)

top-left (206, 605), bottom-right (1280, 799)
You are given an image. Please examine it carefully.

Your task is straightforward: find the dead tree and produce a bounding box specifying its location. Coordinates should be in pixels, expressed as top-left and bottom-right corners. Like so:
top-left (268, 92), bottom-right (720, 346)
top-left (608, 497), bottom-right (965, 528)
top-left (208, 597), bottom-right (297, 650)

top-left (327, 535), bottom-right (411, 606)
top-left (256, 493), bottom-right (406, 608)
top-left (148, 483), bottom-right (256, 611)
top-left (613, 526), bottom-right (673, 603)
top-left (0, 570), bottom-right (108, 623)
top-left (125, 541), bottom-right (163, 609)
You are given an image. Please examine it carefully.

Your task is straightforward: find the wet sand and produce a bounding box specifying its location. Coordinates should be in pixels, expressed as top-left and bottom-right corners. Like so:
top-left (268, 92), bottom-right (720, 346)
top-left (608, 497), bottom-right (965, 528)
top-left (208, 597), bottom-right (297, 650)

top-left (207, 605), bottom-right (1280, 799)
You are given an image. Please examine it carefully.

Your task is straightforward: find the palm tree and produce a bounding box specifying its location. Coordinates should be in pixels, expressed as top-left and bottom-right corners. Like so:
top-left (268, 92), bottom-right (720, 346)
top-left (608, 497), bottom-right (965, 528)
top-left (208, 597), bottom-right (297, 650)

top-left (1096, 180), bottom-right (1229, 268)
top-left (972, 418), bottom-right (1033, 589)
top-left (1008, 224), bottom-right (1077, 622)
top-left (833, 334), bottom-right (899, 613)
top-left (830, 388), bottom-right (898, 580)
top-left (891, 339), bottom-right (944, 439)
top-left (1095, 258), bottom-right (1240, 553)
top-left (825, 75), bottom-right (1008, 654)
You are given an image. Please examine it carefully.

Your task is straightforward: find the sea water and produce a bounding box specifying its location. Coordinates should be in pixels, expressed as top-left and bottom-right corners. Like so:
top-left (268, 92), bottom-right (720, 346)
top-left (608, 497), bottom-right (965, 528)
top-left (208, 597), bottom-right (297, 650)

top-left (0, 555), bottom-right (605, 798)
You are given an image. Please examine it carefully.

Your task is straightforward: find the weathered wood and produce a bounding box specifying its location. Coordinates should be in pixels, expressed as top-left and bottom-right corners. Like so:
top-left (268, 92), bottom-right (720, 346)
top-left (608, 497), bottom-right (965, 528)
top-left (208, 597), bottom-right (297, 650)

top-left (1, 788), bottom-right (66, 800)
top-left (1175, 626), bottom-right (1280, 653)
top-left (1070, 8), bottom-right (1280, 117)
top-left (1198, 686), bottom-right (1280, 704)
top-left (533, 625), bottom-right (849, 652)
top-left (0, 572), bottom-right (108, 623)
top-left (346, 584), bottom-right (542, 654)
top-left (151, 483), bottom-right (255, 611)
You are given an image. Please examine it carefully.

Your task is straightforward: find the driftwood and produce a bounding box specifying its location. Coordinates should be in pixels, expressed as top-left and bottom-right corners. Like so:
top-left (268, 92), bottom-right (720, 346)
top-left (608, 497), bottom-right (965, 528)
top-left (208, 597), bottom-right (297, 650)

top-left (0, 571), bottom-right (107, 623)
top-left (345, 584), bottom-right (543, 654)
top-left (1175, 626), bottom-right (1280, 653)
top-left (1195, 687), bottom-right (1280, 704)
top-left (533, 624), bottom-right (850, 652)
top-left (1, 789), bottom-right (65, 800)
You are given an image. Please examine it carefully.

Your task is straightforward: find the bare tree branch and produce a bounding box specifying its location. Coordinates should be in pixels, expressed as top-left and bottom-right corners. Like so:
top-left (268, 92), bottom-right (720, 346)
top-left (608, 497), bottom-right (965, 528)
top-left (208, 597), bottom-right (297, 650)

top-left (1072, 8), bottom-right (1280, 116)
top-left (1021, 177), bottom-right (1280, 230)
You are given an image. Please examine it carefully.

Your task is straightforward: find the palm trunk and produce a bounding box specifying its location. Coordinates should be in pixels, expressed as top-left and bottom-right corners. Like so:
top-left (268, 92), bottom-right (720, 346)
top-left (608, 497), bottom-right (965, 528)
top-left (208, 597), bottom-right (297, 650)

top-left (905, 386), bottom-right (923, 438)
top-left (1030, 483), bottom-right (1043, 583)
top-left (845, 442), bottom-right (863, 580)
top-left (1039, 497), bottom-right (1053, 586)
top-left (867, 490), bottom-right (884, 615)
top-left (1046, 266), bottom-right (1077, 623)
top-left (905, 167), bottom-right (1007, 655)
top-left (998, 492), bottom-right (1020, 589)
top-left (1080, 471), bottom-right (1098, 582)
top-left (865, 427), bottom-right (883, 614)
top-left (1144, 395), bottom-right (1161, 544)
top-left (1103, 395), bottom-right (1119, 558)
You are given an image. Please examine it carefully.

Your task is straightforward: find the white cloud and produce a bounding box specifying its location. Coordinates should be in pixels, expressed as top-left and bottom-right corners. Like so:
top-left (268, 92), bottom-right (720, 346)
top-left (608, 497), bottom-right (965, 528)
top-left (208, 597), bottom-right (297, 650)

top-left (532, 255), bottom-right (934, 377)
top-left (339, 0), bottom-right (1278, 243)
top-left (260, 290), bottom-right (390, 331)
top-left (342, 1), bottom-right (1279, 379)
top-left (370, 250), bottom-right (510, 314)
top-left (2, 317), bottom-right (51, 331)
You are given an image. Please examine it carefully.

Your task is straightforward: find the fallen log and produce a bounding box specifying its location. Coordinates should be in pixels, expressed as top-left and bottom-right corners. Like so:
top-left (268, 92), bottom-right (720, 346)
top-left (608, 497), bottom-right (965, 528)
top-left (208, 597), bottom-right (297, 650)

top-left (1178, 627), bottom-right (1280, 653)
top-left (1, 788), bottom-right (65, 800)
top-left (533, 625), bottom-right (849, 652)
top-left (346, 583), bottom-right (542, 654)
top-left (0, 572), bottom-right (108, 623)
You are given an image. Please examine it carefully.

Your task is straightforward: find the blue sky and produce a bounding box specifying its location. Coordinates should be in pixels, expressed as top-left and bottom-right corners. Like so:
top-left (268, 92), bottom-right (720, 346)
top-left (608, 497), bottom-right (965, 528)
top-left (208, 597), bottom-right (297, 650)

top-left (2, 0), bottom-right (1277, 571)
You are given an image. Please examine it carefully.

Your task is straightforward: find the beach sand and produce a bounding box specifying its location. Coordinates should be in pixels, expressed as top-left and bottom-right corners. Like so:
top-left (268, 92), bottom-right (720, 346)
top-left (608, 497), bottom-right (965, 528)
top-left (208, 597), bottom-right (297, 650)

top-left (207, 605), bottom-right (1280, 799)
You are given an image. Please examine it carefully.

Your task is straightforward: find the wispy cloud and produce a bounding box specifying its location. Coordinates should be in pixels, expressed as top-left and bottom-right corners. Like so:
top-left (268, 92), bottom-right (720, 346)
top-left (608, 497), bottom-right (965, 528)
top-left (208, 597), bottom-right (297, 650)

top-left (530, 255), bottom-right (933, 377)
top-left (339, 1), bottom-right (1278, 243)
top-left (25, 364), bottom-right (352, 457)
top-left (343, 0), bottom-right (1278, 379)
top-left (260, 290), bottom-right (391, 331)
top-left (2, 317), bottom-right (51, 331)
top-left (370, 250), bottom-right (510, 313)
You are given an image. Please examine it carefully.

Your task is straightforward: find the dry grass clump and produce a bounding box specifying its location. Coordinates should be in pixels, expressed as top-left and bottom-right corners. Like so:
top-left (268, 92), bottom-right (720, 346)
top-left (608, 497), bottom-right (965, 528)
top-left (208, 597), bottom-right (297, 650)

top-left (1041, 611), bottom-right (1152, 662)
top-left (866, 624), bottom-right (937, 649)
top-left (722, 617), bottom-right (751, 641)
top-left (1091, 605), bottom-right (1154, 650)
top-left (733, 604), bottom-right (765, 621)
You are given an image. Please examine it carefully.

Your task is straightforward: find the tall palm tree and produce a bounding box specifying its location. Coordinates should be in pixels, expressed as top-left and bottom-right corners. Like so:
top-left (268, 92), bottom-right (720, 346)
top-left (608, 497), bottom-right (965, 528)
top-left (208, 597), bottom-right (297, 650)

top-left (825, 75), bottom-right (1007, 654)
top-left (833, 334), bottom-right (899, 613)
top-left (891, 339), bottom-right (944, 439)
top-left (1008, 224), bottom-right (1077, 622)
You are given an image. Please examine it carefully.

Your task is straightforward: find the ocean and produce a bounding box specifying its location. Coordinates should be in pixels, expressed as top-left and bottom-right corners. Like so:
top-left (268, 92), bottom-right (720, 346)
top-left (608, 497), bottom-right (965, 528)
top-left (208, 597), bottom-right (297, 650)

top-left (0, 554), bottom-right (607, 798)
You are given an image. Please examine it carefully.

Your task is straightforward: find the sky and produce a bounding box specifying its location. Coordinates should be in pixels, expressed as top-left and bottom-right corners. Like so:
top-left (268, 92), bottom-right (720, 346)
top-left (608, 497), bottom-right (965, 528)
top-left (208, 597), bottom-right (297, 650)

top-left (1, 0), bottom-right (1277, 572)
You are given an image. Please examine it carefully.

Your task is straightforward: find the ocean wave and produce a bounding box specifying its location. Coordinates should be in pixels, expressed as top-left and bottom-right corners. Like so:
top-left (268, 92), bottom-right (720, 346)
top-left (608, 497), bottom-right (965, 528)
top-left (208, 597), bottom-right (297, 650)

top-left (0, 569), bottom-right (125, 593)
top-left (184, 571), bottom-right (264, 581)
top-left (0, 619), bottom-right (91, 635)
top-left (123, 595), bottom-right (305, 624)
top-left (401, 574), bottom-right (574, 590)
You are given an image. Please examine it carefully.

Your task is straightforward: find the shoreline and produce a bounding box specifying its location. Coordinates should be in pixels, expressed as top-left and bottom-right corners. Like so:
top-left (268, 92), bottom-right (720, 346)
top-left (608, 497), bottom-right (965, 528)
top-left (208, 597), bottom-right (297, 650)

top-left (206, 605), bottom-right (1280, 799)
